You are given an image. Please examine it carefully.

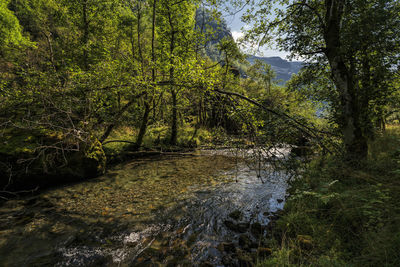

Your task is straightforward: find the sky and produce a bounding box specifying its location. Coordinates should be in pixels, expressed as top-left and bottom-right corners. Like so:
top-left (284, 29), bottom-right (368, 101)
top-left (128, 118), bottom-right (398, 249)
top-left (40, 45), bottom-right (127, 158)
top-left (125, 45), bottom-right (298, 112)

top-left (221, 2), bottom-right (291, 59)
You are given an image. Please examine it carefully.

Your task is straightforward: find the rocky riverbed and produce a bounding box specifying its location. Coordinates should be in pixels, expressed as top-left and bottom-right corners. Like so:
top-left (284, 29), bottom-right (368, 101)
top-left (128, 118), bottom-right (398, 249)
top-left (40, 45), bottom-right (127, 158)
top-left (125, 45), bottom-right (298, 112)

top-left (0, 153), bottom-right (289, 266)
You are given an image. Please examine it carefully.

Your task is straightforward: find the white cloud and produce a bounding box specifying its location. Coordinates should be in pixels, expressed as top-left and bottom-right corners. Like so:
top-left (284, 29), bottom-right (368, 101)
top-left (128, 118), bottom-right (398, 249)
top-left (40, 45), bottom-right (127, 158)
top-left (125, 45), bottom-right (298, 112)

top-left (231, 31), bottom-right (296, 60)
top-left (231, 31), bottom-right (244, 42)
top-left (261, 49), bottom-right (291, 59)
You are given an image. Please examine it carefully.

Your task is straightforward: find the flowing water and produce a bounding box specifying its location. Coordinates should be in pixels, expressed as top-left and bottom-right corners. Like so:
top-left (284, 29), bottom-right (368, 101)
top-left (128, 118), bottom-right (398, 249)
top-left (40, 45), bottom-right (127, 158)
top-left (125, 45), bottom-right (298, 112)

top-left (0, 153), bottom-right (289, 266)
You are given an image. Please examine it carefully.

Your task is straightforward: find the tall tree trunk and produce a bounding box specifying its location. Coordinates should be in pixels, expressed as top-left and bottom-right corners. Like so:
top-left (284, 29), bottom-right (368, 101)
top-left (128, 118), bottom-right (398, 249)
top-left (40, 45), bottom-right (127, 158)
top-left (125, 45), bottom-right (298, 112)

top-left (131, 1), bottom-right (152, 150)
top-left (152, 0), bottom-right (157, 120)
top-left (324, 0), bottom-right (368, 159)
top-left (167, 7), bottom-right (177, 145)
top-left (137, 1), bottom-right (144, 74)
top-left (170, 90), bottom-right (177, 145)
top-left (82, 0), bottom-right (89, 70)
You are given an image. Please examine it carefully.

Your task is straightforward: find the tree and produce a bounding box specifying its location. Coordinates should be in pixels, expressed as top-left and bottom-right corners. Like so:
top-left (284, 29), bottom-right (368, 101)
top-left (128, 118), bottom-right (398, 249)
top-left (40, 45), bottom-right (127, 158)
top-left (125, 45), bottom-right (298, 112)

top-left (157, 0), bottom-right (198, 145)
top-left (0, 0), bottom-right (133, 183)
top-left (243, 0), bottom-right (400, 159)
top-left (0, 0), bottom-right (31, 52)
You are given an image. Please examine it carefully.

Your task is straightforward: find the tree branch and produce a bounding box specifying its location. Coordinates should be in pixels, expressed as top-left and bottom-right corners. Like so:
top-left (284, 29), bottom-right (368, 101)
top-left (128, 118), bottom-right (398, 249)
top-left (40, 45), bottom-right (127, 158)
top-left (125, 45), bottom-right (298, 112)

top-left (289, 1), bottom-right (326, 31)
top-left (214, 89), bottom-right (335, 153)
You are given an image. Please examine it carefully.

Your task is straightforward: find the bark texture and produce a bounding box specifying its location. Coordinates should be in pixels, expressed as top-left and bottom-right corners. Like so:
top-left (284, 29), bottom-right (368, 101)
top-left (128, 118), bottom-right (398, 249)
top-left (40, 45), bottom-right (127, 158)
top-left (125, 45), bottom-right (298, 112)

top-left (324, 0), bottom-right (368, 159)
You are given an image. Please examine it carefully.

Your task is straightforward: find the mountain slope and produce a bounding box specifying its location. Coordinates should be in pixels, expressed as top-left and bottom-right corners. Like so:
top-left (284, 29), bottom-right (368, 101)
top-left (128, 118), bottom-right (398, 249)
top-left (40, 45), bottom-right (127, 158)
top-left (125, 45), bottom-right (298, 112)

top-left (247, 55), bottom-right (303, 83)
top-left (195, 9), bottom-right (303, 82)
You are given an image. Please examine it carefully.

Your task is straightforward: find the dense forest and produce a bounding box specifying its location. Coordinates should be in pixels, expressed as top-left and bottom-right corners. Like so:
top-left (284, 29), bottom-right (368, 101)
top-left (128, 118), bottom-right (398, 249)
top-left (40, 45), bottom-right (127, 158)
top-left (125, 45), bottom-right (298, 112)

top-left (0, 0), bottom-right (320, 189)
top-left (1, 0), bottom-right (400, 266)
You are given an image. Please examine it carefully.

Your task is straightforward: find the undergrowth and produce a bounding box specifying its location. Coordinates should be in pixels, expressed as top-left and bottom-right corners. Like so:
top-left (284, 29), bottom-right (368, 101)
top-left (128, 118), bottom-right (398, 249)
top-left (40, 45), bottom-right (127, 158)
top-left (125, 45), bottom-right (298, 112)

top-left (102, 124), bottom-right (215, 157)
top-left (259, 126), bottom-right (400, 266)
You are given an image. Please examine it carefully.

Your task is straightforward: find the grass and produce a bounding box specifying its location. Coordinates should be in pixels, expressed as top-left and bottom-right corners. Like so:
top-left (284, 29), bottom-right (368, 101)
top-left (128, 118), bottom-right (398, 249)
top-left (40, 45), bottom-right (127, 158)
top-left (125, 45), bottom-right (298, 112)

top-left (258, 125), bottom-right (400, 266)
top-left (102, 124), bottom-right (215, 158)
top-left (102, 126), bottom-right (137, 156)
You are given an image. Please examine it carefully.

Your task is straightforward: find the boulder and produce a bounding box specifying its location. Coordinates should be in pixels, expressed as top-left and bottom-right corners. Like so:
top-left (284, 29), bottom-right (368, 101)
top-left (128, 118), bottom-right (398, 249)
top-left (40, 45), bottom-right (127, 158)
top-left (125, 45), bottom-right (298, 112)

top-left (0, 131), bottom-right (106, 192)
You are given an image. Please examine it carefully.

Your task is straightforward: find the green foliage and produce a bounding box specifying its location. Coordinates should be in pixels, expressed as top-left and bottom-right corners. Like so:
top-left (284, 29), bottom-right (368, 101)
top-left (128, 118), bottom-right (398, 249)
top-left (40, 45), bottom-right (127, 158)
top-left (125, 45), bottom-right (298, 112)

top-left (85, 138), bottom-right (106, 175)
top-left (142, 124), bottom-right (213, 149)
top-left (0, 0), bottom-right (32, 50)
top-left (0, 0), bottom-right (324, 188)
top-left (243, 0), bottom-right (400, 157)
top-left (259, 126), bottom-right (400, 266)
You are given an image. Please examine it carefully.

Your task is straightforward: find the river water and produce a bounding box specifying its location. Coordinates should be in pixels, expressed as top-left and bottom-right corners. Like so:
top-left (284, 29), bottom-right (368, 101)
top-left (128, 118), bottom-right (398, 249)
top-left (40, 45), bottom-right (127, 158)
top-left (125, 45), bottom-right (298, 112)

top-left (0, 152), bottom-right (289, 266)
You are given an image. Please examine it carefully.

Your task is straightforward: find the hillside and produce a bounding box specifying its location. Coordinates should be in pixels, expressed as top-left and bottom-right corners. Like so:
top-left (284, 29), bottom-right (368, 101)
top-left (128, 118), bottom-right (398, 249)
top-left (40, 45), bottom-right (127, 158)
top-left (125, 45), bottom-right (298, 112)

top-left (247, 55), bottom-right (303, 83)
top-left (195, 9), bottom-right (303, 82)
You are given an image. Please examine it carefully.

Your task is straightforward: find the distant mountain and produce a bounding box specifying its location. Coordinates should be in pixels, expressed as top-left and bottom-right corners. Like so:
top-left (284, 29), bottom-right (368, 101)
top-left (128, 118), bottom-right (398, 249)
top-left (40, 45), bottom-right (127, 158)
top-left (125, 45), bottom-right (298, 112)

top-left (195, 9), bottom-right (303, 83)
top-left (247, 55), bottom-right (303, 83)
top-left (195, 8), bottom-right (234, 62)
top-left (195, 9), bottom-right (233, 46)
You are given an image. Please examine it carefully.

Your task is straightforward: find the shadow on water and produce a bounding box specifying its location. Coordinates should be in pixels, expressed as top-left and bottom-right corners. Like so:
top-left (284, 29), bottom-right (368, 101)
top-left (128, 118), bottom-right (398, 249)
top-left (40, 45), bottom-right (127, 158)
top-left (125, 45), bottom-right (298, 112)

top-left (0, 154), bottom-right (289, 266)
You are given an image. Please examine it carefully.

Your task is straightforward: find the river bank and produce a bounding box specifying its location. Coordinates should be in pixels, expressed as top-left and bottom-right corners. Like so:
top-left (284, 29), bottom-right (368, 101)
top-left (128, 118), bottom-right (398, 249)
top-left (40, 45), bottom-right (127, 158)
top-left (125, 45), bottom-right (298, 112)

top-left (257, 126), bottom-right (400, 266)
top-left (0, 126), bottom-right (241, 198)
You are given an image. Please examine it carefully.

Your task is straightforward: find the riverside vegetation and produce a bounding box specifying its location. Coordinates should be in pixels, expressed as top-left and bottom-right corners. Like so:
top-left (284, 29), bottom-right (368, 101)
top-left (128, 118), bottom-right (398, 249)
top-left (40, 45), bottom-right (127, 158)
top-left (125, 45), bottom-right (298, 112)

top-left (1, 0), bottom-right (400, 266)
top-left (257, 126), bottom-right (400, 266)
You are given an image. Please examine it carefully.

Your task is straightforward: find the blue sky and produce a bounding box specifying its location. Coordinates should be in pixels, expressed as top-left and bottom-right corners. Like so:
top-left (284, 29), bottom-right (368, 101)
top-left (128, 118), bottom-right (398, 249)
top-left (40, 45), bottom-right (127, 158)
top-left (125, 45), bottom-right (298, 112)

top-left (221, 2), bottom-right (290, 58)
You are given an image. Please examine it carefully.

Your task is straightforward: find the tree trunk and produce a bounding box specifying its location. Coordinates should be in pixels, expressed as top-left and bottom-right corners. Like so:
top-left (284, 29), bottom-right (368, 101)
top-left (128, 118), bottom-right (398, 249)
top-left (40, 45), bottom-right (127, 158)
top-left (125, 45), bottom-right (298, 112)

top-left (134, 103), bottom-right (151, 150)
top-left (167, 6), bottom-right (177, 145)
top-left (99, 94), bottom-right (144, 143)
top-left (324, 0), bottom-right (368, 159)
top-left (82, 0), bottom-right (89, 70)
top-left (170, 89), bottom-right (178, 145)
top-left (136, 1), bottom-right (144, 72)
top-left (151, 0), bottom-right (157, 120)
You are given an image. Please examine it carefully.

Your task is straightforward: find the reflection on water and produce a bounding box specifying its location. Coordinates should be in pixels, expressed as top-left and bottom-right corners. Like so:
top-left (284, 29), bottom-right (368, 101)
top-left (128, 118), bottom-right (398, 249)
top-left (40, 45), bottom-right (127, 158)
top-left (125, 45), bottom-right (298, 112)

top-left (0, 154), bottom-right (288, 266)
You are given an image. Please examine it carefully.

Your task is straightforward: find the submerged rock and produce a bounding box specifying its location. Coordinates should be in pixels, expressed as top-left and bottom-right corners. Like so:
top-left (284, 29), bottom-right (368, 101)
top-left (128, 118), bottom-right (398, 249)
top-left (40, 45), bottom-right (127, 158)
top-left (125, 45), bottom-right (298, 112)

top-left (217, 242), bottom-right (236, 253)
top-left (228, 210), bottom-right (243, 221)
top-left (224, 220), bottom-right (249, 233)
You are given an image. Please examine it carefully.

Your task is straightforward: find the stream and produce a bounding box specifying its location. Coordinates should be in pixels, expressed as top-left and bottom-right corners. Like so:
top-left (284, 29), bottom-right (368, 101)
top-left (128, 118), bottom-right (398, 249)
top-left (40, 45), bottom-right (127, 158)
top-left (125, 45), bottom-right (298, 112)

top-left (0, 152), bottom-right (289, 266)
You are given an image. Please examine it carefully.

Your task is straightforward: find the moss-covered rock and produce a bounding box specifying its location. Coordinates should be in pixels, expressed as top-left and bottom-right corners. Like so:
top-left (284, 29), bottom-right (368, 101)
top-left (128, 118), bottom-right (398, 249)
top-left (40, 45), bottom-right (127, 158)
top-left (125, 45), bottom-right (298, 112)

top-left (0, 129), bottom-right (106, 192)
top-left (60, 138), bottom-right (106, 179)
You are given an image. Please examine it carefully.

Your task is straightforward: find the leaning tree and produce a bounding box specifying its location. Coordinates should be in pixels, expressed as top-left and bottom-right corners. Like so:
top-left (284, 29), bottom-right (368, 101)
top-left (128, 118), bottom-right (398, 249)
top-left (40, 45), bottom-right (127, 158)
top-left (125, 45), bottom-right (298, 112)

top-left (241, 0), bottom-right (400, 159)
